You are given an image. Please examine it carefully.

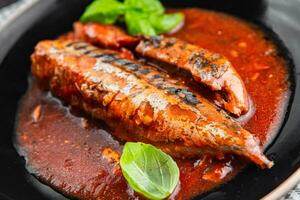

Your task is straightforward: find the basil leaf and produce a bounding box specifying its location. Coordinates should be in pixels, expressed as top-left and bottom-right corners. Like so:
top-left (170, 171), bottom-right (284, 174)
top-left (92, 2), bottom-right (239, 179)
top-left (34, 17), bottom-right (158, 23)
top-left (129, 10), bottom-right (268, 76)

top-left (80, 0), bottom-right (184, 36)
top-left (150, 13), bottom-right (184, 34)
top-left (120, 142), bottom-right (179, 200)
top-left (125, 11), bottom-right (156, 36)
top-left (124, 0), bottom-right (164, 15)
top-left (80, 0), bottom-right (126, 24)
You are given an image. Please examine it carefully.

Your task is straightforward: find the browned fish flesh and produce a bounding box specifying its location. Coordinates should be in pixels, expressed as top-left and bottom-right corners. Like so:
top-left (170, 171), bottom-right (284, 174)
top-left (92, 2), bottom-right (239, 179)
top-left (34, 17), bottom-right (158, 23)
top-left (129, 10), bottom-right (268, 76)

top-left (73, 22), bottom-right (139, 49)
top-left (136, 36), bottom-right (249, 116)
top-left (72, 23), bottom-right (249, 116)
top-left (31, 39), bottom-right (272, 168)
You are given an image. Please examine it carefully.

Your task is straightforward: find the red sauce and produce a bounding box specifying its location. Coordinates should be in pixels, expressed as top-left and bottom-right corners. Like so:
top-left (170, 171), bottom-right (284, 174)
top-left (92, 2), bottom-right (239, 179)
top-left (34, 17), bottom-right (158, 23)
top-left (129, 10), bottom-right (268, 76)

top-left (15, 9), bottom-right (290, 200)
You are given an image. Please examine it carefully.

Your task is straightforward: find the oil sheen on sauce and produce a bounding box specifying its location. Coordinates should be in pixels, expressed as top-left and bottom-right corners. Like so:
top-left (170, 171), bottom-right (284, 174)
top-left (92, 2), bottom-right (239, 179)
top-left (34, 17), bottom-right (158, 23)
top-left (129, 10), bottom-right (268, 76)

top-left (15, 9), bottom-right (290, 200)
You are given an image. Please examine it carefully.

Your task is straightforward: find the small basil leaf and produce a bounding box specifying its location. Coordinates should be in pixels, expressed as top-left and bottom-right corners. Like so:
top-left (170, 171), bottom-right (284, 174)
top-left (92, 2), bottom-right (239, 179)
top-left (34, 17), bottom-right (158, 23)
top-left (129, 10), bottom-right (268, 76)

top-left (124, 0), bottom-right (164, 14)
top-left (150, 13), bottom-right (184, 34)
top-left (125, 11), bottom-right (156, 36)
top-left (120, 142), bottom-right (180, 200)
top-left (80, 0), bottom-right (126, 24)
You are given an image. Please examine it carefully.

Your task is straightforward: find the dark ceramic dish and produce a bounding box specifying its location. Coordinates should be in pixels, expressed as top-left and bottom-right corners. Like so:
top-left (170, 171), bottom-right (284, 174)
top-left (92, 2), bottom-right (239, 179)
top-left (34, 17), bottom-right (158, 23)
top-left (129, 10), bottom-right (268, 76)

top-left (0, 0), bottom-right (17, 9)
top-left (0, 0), bottom-right (300, 199)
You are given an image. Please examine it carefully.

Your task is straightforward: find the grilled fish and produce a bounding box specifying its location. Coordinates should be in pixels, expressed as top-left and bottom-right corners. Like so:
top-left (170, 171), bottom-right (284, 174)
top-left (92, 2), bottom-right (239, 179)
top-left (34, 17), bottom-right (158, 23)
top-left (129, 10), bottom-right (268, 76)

top-left (74, 22), bottom-right (139, 49)
top-left (136, 36), bottom-right (249, 116)
top-left (31, 39), bottom-right (272, 168)
top-left (73, 22), bottom-right (249, 116)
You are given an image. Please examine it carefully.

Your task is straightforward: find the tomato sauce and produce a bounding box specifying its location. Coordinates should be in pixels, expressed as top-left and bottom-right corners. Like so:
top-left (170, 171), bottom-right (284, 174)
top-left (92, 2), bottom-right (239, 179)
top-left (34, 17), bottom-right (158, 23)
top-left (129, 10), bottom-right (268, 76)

top-left (15, 9), bottom-right (290, 200)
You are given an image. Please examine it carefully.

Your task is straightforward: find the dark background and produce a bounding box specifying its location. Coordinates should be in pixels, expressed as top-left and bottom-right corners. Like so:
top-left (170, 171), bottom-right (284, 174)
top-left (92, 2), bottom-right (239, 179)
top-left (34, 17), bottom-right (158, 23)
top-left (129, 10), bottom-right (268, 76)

top-left (0, 0), bottom-right (17, 9)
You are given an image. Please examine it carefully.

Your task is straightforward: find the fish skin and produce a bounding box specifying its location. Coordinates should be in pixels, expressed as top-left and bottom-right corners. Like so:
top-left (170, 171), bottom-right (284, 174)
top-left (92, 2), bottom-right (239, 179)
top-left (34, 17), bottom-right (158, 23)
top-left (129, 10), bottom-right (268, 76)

top-left (136, 36), bottom-right (250, 116)
top-left (74, 22), bottom-right (139, 49)
top-left (72, 22), bottom-right (249, 116)
top-left (31, 39), bottom-right (272, 168)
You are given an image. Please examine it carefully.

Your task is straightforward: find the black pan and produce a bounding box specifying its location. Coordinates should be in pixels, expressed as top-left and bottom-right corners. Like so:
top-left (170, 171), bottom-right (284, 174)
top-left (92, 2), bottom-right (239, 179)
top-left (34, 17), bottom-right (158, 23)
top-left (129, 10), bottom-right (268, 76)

top-left (0, 0), bottom-right (17, 9)
top-left (0, 0), bottom-right (299, 199)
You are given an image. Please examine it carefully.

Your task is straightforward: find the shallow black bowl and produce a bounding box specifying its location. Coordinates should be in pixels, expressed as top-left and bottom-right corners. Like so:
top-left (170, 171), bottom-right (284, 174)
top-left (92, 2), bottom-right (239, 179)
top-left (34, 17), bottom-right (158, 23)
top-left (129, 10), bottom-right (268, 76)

top-left (0, 0), bottom-right (300, 199)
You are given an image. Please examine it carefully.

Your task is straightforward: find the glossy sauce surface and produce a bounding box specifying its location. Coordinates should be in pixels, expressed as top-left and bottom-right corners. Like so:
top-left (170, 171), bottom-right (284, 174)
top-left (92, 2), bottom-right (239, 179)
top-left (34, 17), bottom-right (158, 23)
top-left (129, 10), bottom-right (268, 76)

top-left (16, 9), bottom-right (290, 200)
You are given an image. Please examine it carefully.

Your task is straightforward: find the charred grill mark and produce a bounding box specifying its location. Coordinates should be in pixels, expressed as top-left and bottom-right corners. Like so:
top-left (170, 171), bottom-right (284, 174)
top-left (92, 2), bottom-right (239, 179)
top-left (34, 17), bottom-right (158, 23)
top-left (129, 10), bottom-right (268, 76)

top-left (145, 36), bottom-right (177, 49)
top-left (73, 43), bottom-right (90, 50)
top-left (93, 54), bottom-right (108, 58)
top-left (165, 87), bottom-right (177, 94)
top-left (184, 92), bottom-right (199, 105)
top-left (189, 52), bottom-right (209, 69)
top-left (137, 68), bottom-right (151, 75)
top-left (114, 59), bottom-right (132, 66)
top-left (164, 87), bottom-right (199, 105)
top-left (210, 64), bottom-right (221, 76)
top-left (148, 36), bottom-right (162, 48)
top-left (123, 63), bottom-right (140, 71)
top-left (150, 74), bottom-right (164, 80)
top-left (66, 41), bottom-right (99, 57)
top-left (66, 41), bottom-right (82, 47)
top-left (195, 58), bottom-right (208, 69)
top-left (98, 54), bottom-right (118, 62)
top-left (82, 50), bottom-right (93, 55)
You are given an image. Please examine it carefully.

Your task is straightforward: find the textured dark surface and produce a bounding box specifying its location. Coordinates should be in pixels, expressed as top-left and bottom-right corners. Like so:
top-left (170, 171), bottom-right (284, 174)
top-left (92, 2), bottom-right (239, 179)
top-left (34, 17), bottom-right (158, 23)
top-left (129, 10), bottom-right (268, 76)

top-left (0, 0), bottom-right (17, 8)
top-left (0, 0), bottom-right (299, 199)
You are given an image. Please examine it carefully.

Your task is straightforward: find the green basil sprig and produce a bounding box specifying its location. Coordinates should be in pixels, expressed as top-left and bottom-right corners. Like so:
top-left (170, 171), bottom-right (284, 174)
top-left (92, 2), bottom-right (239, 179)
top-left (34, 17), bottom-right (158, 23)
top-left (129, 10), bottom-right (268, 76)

top-left (80, 0), bottom-right (184, 36)
top-left (120, 142), bottom-right (180, 200)
top-left (80, 0), bottom-right (126, 24)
